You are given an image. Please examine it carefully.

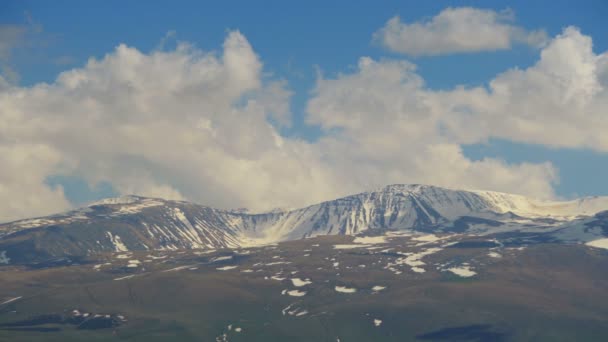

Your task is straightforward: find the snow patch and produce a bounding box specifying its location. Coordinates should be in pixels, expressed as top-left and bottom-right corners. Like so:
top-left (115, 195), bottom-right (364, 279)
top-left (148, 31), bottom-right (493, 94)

top-left (488, 252), bottom-right (502, 258)
top-left (335, 286), bottom-right (357, 293)
top-left (291, 278), bottom-right (312, 287)
top-left (146, 255), bottom-right (168, 259)
top-left (106, 232), bottom-right (129, 252)
top-left (112, 198), bottom-right (163, 215)
top-left (374, 319), bottom-right (382, 327)
top-left (264, 261), bottom-right (291, 266)
top-left (0, 296), bottom-right (22, 306)
top-left (386, 231), bottom-right (412, 237)
top-left (353, 236), bottom-right (387, 244)
top-left (0, 251), bottom-right (10, 264)
top-left (127, 260), bottom-right (141, 268)
top-left (163, 265), bottom-right (197, 272)
top-left (412, 234), bottom-right (443, 243)
top-left (211, 256), bottom-right (233, 262)
top-left (386, 247), bottom-right (443, 274)
top-left (447, 266), bottom-right (477, 277)
top-left (334, 244), bottom-right (371, 250)
top-left (282, 303), bottom-right (308, 316)
top-left (287, 290), bottom-right (306, 297)
top-left (217, 265), bottom-right (238, 271)
top-left (15, 218), bottom-right (57, 229)
top-left (586, 238), bottom-right (608, 250)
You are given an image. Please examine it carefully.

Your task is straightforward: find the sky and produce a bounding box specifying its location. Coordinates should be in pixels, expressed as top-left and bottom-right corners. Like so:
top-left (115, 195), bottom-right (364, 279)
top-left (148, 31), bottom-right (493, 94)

top-left (1, 1), bottom-right (607, 222)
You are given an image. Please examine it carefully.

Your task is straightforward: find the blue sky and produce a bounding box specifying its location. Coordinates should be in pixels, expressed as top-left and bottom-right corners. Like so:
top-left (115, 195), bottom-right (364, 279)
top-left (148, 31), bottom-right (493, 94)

top-left (1, 1), bottom-right (607, 219)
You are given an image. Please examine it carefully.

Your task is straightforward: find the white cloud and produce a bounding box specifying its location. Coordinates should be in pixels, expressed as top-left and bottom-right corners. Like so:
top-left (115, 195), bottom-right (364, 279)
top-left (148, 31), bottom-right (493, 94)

top-left (374, 7), bottom-right (547, 56)
top-left (3, 26), bottom-right (607, 222)
top-left (307, 57), bottom-right (558, 198)
top-left (435, 26), bottom-right (608, 151)
top-left (0, 31), bottom-right (343, 220)
top-left (0, 144), bottom-right (71, 222)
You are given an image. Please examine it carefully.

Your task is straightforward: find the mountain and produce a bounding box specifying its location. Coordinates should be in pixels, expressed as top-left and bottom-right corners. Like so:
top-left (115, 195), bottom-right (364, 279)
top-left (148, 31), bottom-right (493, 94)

top-left (1, 184), bottom-right (608, 264)
top-left (2, 185), bottom-right (608, 341)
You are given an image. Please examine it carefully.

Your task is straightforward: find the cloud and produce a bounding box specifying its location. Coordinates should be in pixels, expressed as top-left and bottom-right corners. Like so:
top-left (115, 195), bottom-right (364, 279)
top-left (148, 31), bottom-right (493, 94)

top-left (0, 31), bottom-right (344, 221)
top-left (435, 26), bottom-right (608, 151)
top-left (3, 26), bottom-right (607, 222)
top-left (374, 7), bottom-right (547, 56)
top-left (307, 57), bottom-right (558, 198)
top-left (155, 30), bottom-right (177, 51)
top-left (0, 143), bottom-right (71, 222)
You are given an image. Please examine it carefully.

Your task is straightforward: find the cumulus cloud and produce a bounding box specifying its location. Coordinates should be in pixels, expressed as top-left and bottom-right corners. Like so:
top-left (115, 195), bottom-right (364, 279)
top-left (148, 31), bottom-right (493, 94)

top-left (435, 26), bottom-right (608, 150)
top-left (307, 57), bottom-right (558, 198)
top-left (2, 26), bottom-right (607, 222)
top-left (0, 31), bottom-right (344, 221)
top-left (374, 7), bottom-right (547, 56)
top-left (0, 144), bottom-right (71, 221)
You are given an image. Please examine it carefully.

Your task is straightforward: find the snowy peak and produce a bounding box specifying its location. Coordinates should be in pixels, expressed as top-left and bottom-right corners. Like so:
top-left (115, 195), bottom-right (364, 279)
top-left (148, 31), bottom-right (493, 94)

top-left (363, 184), bottom-right (608, 219)
top-left (364, 184), bottom-right (498, 218)
top-left (247, 184), bottom-right (504, 242)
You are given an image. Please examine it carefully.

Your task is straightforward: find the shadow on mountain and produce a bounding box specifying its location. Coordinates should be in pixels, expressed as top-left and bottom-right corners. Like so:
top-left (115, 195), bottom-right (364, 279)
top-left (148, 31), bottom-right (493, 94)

top-left (416, 324), bottom-right (509, 341)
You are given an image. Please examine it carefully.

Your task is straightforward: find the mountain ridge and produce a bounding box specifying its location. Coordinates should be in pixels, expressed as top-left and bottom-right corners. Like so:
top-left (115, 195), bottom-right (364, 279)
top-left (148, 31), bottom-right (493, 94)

top-left (1, 184), bottom-right (608, 264)
top-left (86, 183), bottom-right (608, 217)
top-left (5, 183), bottom-right (607, 226)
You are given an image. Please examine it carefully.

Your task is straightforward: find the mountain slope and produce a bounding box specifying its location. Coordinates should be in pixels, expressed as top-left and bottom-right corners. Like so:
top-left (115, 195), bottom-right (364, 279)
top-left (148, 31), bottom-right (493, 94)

top-left (1, 184), bottom-right (608, 263)
top-left (241, 184), bottom-right (608, 241)
top-left (0, 196), bottom-right (249, 263)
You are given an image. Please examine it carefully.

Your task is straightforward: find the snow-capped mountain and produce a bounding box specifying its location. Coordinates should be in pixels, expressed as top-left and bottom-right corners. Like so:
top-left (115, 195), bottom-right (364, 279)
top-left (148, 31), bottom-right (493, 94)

top-left (236, 184), bottom-right (608, 243)
top-left (1, 184), bottom-right (608, 263)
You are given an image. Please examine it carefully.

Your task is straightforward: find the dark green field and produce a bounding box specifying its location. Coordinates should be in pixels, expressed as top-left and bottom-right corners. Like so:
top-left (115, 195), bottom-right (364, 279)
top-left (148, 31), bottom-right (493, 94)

top-left (1, 234), bottom-right (607, 341)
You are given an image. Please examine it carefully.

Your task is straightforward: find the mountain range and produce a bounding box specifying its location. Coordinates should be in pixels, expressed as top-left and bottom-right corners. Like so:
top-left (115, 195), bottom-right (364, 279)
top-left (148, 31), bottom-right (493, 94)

top-left (1, 184), bottom-right (608, 264)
